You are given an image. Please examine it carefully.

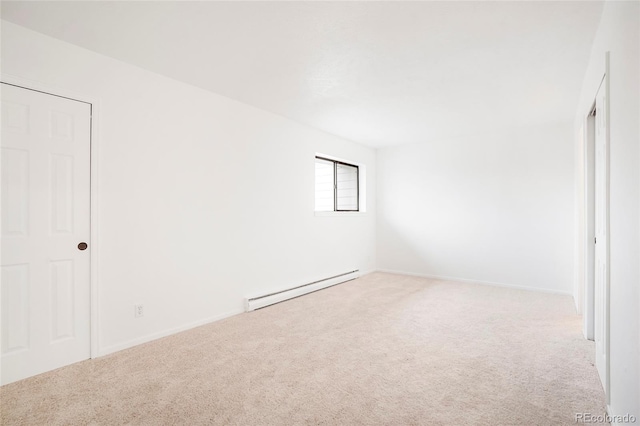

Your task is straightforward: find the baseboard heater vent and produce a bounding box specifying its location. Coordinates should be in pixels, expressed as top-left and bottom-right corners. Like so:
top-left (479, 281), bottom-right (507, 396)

top-left (245, 270), bottom-right (360, 312)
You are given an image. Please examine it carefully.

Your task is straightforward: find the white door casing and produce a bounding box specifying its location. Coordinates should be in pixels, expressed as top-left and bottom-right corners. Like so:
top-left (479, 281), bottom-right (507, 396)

top-left (1, 83), bottom-right (91, 385)
top-left (593, 73), bottom-right (610, 402)
top-left (581, 110), bottom-right (596, 341)
top-left (584, 113), bottom-right (596, 341)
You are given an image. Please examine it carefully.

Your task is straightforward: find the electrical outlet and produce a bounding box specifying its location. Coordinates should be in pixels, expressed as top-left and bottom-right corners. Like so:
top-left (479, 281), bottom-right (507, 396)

top-left (134, 304), bottom-right (144, 318)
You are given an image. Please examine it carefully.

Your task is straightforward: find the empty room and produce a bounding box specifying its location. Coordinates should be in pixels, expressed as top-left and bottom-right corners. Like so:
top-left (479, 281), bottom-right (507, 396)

top-left (0, 1), bottom-right (638, 425)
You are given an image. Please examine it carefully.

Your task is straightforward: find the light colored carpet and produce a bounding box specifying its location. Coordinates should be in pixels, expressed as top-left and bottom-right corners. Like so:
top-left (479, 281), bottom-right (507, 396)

top-left (1, 272), bottom-right (607, 425)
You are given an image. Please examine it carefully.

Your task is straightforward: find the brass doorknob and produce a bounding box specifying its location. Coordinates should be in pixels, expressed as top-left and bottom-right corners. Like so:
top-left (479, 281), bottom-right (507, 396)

top-left (78, 242), bottom-right (88, 251)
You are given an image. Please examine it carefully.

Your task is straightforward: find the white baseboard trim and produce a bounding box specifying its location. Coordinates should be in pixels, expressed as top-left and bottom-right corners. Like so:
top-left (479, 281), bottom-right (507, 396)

top-left (245, 270), bottom-right (360, 311)
top-left (376, 269), bottom-right (573, 296)
top-left (97, 307), bottom-right (245, 357)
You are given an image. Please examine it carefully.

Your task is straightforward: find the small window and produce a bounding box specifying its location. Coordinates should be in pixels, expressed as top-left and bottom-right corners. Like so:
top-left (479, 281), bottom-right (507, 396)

top-left (315, 156), bottom-right (359, 212)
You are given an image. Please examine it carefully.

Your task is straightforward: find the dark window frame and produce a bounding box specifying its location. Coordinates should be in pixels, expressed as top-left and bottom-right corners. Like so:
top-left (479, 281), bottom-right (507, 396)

top-left (316, 156), bottom-right (359, 212)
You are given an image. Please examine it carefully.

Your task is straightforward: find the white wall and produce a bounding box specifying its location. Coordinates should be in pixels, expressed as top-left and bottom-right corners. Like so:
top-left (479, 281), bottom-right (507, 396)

top-left (573, 1), bottom-right (639, 420)
top-left (377, 122), bottom-right (575, 294)
top-left (1, 21), bottom-right (376, 355)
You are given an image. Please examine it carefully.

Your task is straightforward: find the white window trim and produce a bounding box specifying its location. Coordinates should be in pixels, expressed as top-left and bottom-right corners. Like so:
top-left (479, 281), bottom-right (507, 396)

top-left (314, 211), bottom-right (368, 217)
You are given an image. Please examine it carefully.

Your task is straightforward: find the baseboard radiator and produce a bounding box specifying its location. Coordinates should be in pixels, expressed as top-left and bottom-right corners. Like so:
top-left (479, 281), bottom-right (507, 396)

top-left (245, 270), bottom-right (360, 312)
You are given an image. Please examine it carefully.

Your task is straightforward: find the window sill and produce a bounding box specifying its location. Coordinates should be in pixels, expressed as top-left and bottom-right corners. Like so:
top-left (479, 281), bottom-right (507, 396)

top-left (314, 211), bottom-right (367, 217)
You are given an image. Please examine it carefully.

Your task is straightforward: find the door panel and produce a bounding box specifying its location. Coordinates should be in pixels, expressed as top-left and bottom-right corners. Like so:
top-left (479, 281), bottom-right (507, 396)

top-left (1, 264), bottom-right (30, 354)
top-left (1, 83), bottom-right (91, 385)
top-left (1, 148), bottom-right (29, 236)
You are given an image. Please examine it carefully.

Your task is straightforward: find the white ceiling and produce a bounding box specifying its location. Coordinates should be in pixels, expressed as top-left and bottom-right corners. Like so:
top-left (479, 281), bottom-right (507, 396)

top-left (1, 1), bottom-right (603, 148)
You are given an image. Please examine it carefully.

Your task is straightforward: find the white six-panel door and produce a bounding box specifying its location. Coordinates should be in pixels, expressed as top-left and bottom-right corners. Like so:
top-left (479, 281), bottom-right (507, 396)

top-left (1, 83), bottom-right (91, 385)
top-left (593, 76), bottom-right (609, 401)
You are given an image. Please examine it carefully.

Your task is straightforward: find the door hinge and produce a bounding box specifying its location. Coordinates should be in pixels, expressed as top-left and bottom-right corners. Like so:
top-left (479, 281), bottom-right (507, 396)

top-left (594, 237), bottom-right (597, 244)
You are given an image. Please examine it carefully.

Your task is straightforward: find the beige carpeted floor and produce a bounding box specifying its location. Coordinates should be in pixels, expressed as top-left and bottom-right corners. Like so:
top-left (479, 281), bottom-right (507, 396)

top-left (1, 272), bottom-right (607, 425)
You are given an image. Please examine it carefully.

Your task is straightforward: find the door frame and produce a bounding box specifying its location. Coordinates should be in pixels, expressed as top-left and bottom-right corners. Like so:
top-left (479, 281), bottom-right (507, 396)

top-left (1, 73), bottom-right (101, 360)
top-left (580, 107), bottom-right (596, 340)
top-left (578, 53), bottom-right (610, 403)
top-left (598, 53), bottom-right (611, 404)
